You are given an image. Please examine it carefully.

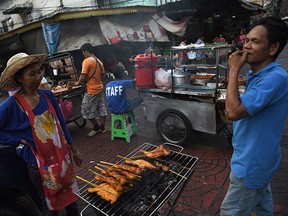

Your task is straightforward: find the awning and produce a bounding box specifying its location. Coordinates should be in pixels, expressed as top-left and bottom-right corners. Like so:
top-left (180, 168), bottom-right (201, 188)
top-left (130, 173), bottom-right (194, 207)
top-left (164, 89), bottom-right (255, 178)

top-left (3, 2), bottom-right (33, 15)
top-left (152, 12), bottom-right (189, 37)
top-left (98, 14), bottom-right (170, 43)
top-left (240, 0), bottom-right (271, 10)
top-left (0, 6), bottom-right (157, 41)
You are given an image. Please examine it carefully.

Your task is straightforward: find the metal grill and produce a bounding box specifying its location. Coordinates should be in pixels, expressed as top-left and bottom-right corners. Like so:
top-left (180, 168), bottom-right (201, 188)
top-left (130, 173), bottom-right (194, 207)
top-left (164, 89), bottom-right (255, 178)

top-left (77, 143), bottom-right (198, 216)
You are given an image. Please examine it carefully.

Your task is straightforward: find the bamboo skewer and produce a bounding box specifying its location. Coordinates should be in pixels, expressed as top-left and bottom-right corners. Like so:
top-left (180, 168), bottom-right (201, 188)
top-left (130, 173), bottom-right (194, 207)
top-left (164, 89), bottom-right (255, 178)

top-left (76, 175), bottom-right (97, 187)
top-left (95, 165), bottom-right (106, 172)
top-left (117, 155), bottom-right (134, 161)
top-left (100, 161), bottom-right (115, 166)
top-left (129, 154), bottom-right (146, 159)
top-left (88, 169), bottom-right (107, 178)
top-left (117, 155), bottom-right (187, 179)
top-left (168, 169), bottom-right (187, 179)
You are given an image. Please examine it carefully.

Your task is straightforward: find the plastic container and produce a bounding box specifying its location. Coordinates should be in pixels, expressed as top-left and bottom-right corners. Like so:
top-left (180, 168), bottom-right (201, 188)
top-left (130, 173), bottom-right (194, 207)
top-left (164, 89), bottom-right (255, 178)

top-left (134, 54), bottom-right (158, 88)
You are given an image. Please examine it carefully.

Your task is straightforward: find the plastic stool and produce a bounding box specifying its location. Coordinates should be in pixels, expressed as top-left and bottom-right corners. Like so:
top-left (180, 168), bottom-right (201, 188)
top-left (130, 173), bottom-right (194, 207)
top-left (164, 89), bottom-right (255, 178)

top-left (111, 112), bottom-right (137, 142)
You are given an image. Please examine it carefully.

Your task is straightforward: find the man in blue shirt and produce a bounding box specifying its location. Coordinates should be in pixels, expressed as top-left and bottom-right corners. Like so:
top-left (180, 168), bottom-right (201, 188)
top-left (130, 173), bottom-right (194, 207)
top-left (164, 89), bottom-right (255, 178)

top-left (106, 68), bottom-right (143, 114)
top-left (220, 16), bottom-right (288, 216)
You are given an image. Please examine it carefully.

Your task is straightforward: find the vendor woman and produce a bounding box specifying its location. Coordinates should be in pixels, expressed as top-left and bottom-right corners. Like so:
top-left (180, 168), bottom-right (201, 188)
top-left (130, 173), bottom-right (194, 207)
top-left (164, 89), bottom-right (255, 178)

top-left (0, 52), bottom-right (82, 216)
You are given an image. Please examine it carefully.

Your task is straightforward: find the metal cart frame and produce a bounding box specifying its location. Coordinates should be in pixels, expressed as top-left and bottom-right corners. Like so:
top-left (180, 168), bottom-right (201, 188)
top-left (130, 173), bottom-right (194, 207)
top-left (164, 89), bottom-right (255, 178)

top-left (135, 45), bottom-right (233, 145)
top-left (47, 52), bottom-right (86, 128)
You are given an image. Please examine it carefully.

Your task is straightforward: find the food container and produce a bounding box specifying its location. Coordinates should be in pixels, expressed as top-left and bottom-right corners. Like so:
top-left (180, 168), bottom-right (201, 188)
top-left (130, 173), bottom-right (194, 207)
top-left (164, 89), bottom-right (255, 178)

top-left (130, 54), bottom-right (159, 89)
top-left (173, 72), bottom-right (191, 90)
top-left (190, 73), bottom-right (215, 86)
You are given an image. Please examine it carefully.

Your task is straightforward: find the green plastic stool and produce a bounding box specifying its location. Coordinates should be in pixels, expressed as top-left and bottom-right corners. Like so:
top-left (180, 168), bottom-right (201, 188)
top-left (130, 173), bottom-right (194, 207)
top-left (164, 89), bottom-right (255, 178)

top-left (111, 112), bottom-right (137, 142)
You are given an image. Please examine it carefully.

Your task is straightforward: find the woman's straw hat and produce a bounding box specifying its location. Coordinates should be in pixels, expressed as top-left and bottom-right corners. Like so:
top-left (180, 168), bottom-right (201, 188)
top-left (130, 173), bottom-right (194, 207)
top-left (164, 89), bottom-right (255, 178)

top-left (0, 52), bottom-right (46, 91)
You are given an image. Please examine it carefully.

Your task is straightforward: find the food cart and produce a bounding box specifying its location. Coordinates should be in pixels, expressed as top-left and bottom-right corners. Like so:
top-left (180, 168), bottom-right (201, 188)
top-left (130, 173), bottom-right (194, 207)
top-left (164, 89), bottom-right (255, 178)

top-left (133, 44), bottom-right (240, 145)
top-left (47, 52), bottom-right (86, 128)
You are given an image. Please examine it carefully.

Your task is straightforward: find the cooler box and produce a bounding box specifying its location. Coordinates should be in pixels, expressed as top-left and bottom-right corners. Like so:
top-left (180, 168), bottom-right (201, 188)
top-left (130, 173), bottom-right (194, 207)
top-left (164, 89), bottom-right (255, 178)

top-left (134, 54), bottom-right (158, 88)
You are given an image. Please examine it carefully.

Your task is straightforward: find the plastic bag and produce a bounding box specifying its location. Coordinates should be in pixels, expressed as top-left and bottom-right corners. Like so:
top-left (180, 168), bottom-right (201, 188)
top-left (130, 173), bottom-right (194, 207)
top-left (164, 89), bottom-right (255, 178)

top-left (59, 99), bottom-right (73, 121)
top-left (154, 68), bottom-right (171, 90)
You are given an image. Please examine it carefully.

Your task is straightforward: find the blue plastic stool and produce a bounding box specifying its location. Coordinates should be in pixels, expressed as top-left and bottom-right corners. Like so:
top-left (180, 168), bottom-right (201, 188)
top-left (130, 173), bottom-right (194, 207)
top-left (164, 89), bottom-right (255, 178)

top-left (111, 112), bottom-right (137, 142)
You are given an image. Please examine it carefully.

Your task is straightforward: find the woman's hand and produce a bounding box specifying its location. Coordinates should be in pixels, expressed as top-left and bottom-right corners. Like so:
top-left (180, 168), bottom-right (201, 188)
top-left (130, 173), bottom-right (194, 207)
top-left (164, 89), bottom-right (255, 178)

top-left (70, 145), bottom-right (83, 166)
top-left (72, 151), bottom-right (82, 166)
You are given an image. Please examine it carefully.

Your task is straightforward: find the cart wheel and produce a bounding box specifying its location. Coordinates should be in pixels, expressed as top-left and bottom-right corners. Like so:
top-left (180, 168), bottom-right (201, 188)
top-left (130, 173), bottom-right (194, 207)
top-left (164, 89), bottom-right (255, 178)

top-left (74, 117), bottom-right (86, 128)
top-left (156, 110), bottom-right (192, 146)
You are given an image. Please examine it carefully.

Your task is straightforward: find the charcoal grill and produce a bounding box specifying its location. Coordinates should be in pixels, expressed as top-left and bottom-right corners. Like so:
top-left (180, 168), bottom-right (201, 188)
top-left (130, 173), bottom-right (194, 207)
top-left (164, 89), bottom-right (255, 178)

top-left (77, 142), bottom-right (198, 216)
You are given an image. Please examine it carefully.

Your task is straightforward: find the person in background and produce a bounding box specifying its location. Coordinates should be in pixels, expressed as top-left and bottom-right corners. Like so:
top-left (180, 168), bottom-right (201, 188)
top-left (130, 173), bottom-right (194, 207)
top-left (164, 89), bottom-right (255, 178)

top-left (220, 16), bottom-right (288, 216)
top-left (195, 34), bottom-right (205, 45)
top-left (173, 38), bottom-right (188, 65)
top-left (145, 42), bottom-right (160, 56)
top-left (238, 28), bottom-right (247, 49)
top-left (106, 68), bottom-right (143, 115)
top-left (72, 43), bottom-right (107, 137)
top-left (195, 34), bottom-right (206, 61)
top-left (0, 52), bottom-right (82, 216)
top-left (213, 33), bottom-right (226, 44)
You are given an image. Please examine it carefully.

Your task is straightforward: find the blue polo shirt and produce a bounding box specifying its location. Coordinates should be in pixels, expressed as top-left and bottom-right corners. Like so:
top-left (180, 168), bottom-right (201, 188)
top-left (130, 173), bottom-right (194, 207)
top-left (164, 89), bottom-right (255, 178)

top-left (106, 80), bottom-right (133, 114)
top-left (231, 62), bottom-right (288, 189)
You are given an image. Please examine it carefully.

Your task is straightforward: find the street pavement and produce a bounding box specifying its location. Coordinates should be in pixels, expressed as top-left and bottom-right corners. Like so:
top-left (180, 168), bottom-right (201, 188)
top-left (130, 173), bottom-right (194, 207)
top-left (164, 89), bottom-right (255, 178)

top-left (0, 45), bottom-right (288, 215)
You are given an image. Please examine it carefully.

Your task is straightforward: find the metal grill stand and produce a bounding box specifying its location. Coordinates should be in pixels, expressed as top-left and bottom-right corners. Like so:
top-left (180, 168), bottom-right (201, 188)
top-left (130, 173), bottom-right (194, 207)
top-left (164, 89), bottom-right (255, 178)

top-left (77, 143), bottom-right (198, 216)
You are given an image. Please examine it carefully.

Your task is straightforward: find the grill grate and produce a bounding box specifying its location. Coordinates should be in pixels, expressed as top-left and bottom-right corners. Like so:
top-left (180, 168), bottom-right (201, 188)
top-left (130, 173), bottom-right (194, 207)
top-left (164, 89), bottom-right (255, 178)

top-left (77, 142), bottom-right (198, 216)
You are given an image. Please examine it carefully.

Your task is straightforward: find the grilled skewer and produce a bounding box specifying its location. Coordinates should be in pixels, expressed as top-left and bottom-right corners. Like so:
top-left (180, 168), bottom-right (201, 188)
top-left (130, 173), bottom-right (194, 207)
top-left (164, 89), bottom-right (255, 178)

top-left (125, 159), bottom-right (157, 170)
top-left (100, 161), bottom-right (142, 175)
top-left (76, 175), bottom-right (126, 204)
top-left (117, 155), bottom-right (158, 170)
top-left (154, 161), bottom-right (169, 171)
top-left (153, 161), bottom-right (187, 179)
top-left (95, 166), bottom-right (129, 185)
top-left (139, 144), bottom-right (171, 159)
top-left (98, 164), bottom-right (142, 180)
top-left (89, 169), bottom-right (125, 192)
top-left (88, 183), bottom-right (120, 204)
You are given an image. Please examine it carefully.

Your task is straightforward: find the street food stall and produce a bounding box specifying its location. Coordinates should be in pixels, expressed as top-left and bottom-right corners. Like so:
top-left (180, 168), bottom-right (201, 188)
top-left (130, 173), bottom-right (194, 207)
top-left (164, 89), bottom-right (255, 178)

top-left (132, 44), bottom-right (245, 145)
top-left (47, 52), bottom-right (86, 128)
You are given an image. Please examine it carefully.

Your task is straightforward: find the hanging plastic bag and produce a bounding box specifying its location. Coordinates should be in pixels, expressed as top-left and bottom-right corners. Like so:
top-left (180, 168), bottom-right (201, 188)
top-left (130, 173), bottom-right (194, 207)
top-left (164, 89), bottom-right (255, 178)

top-left (59, 99), bottom-right (73, 121)
top-left (154, 68), bottom-right (171, 90)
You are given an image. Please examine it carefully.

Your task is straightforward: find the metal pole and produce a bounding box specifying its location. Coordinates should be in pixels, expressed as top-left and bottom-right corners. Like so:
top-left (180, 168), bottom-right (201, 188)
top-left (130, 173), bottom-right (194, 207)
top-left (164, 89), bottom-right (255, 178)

top-left (60, 0), bottom-right (63, 8)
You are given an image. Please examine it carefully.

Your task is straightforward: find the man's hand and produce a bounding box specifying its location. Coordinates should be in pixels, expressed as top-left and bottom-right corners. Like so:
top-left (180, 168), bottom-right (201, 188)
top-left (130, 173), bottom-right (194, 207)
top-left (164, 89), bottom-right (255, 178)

top-left (228, 50), bottom-right (248, 73)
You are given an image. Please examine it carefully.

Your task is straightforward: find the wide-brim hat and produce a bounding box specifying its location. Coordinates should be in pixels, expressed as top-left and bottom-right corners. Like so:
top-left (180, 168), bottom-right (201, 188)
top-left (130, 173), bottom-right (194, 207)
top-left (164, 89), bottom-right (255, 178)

top-left (0, 52), bottom-right (47, 91)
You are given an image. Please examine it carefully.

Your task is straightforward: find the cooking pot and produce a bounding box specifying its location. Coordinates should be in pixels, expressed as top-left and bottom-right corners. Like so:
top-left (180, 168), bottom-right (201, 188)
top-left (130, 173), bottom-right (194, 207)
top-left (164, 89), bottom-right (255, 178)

top-left (173, 72), bottom-right (191, 90)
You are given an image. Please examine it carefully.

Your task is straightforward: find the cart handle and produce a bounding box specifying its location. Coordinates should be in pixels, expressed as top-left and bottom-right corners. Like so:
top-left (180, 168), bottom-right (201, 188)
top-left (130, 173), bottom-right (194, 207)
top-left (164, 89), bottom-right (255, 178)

top-left (129, 55), bottom-right (137, 62)
top-left (163, 142), bottom-right (184, 153)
